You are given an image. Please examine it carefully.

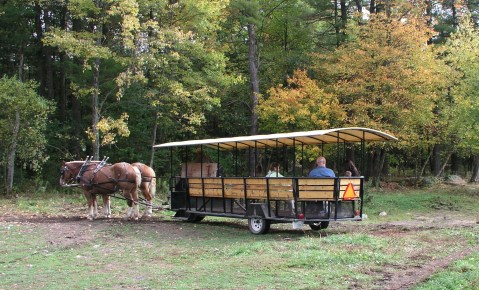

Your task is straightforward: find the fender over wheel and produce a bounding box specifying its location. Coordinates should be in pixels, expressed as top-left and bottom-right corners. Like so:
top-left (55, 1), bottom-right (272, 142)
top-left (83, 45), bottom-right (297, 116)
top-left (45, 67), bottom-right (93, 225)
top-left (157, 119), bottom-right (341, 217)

top-left (248, 217), bottom-right (271, 234)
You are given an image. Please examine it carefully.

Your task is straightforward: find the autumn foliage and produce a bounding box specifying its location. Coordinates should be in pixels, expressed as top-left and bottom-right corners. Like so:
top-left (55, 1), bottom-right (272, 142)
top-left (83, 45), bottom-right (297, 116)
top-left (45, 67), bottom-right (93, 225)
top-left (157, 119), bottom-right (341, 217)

top-left (259, 70), bottom-right (344, 132)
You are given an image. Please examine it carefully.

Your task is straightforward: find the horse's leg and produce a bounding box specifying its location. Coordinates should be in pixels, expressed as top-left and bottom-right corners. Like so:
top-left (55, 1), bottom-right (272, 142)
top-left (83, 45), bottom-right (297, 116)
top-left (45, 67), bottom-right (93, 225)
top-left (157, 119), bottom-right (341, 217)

top-left (126, 197), bottom-right (133, 220)
top-left (84, 191), bottom-right (94, 220)
top-left (141, 183), bottom-right (153, 218)
top-left (132, 188), bottom-right (140, 220)
top-left (102, 194), bottom-right (111, 218)
top-left (130, 167), bottom-right (141, 220)
top-left (92, 194), bottom-right (98, 219)
top-left (124, 190), bottom-right (139, 220)
top-left (125, 185), bottom-right (140, 220)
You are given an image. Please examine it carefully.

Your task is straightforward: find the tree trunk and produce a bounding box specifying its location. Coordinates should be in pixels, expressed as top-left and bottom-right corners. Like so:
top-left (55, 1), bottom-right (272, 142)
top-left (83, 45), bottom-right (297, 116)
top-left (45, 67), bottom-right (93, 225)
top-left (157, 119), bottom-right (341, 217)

top-left (365, 151), bottom-right (374, 181)
top-left (425, 0), bottom-right (433, 27)
top-left (43, 6), bottom-right (55, 101)
top-left (6, 111), bottom-right (20, 196)
top-left (71, 92), bottom-right (83, 157)
top-left (334, 0), bottom-right (340, 47)
top-left (371, 148), bottom-right (386, 187)
top-left (92, 58), bottom-right (100, 160)
top-left (370, 0), bottom-right (376, 14)
top-left (431, 144), bottom-right (441, 176)
top-left (354, 0), bottom-right (362, 12)
top-left (247, 23), bottom-right (259, 136)
top-left (247, 23), bottom-right (259, 176)
top-left (18, 50), bottom-right (24, 82)
top-left (71, 18), bottom-right (83, 157)
top-left (436, 152), bottom-right (451, 177)
top-left (452, 0), bottom-right (457, 27)
top-left (450, 153), bottom-right (459, 175)
top-left (340, 0), bottom-right (347, 29)
top-left (344, 144), bottom-right (355, 162)
top-left (418, 150), bottom-right (432, 180)
top-left (149, 112), bottom-right (159, 168)
top-left (58, 6), bottom-right (67, 121)
top-left (382, 151), bottom-right (389, 176)
top-left (469, 155), bottom-right (479, 183)
top-left (34, 3), bottom-right (46, 95)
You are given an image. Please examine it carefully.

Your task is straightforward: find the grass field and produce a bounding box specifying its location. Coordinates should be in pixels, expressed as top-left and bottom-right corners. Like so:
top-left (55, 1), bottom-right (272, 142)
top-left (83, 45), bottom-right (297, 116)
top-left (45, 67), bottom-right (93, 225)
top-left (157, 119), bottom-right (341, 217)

top-left (1, 184), bottom-right (478, 289)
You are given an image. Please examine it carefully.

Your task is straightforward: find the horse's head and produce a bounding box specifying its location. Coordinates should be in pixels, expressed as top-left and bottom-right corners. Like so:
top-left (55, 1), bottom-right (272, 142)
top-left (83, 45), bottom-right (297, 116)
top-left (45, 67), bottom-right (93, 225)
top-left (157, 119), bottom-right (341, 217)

top-left (60, 161), bottom-right (83, 187)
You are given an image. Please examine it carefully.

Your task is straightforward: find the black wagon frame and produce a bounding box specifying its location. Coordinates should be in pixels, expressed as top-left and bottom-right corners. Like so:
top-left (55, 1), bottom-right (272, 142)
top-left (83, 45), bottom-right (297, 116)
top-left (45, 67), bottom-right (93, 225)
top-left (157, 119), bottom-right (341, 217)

top-left (154, 127), bottom-right (397, 234)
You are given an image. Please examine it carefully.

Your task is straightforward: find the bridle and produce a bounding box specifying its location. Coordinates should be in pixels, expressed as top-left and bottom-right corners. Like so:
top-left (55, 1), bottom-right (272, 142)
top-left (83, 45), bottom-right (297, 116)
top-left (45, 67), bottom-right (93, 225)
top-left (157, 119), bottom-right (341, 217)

top-left (60, 165), bottom-right (80, 187)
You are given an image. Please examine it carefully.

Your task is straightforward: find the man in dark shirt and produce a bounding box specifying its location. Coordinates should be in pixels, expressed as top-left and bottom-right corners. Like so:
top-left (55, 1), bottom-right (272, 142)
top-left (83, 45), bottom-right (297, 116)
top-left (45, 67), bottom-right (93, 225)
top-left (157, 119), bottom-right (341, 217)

top-left (309, 156), bottom-right (335, 177)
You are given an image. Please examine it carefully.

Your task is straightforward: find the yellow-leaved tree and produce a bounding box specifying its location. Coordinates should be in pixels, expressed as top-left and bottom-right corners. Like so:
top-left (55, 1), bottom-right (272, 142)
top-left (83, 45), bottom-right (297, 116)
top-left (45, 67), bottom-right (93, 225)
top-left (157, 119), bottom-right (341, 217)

top-left (311, 4), bottom-right (450, 184)
top-left (259, 69), bottom-right (345, 133)
top-left (315, 12), bottom-right (447, 143)
top-left (443, 13), bottom-right (479, 182)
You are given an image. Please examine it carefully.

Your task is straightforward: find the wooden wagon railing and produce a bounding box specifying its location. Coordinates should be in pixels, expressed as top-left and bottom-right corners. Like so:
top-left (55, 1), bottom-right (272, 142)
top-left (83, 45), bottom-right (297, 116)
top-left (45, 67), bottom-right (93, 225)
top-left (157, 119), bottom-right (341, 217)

top-left (185, 177), bottom-right (362, 202)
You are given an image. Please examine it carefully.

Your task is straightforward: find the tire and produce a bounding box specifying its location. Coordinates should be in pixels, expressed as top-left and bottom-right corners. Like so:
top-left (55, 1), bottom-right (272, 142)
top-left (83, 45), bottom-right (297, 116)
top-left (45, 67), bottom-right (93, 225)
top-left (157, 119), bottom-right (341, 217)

top-left (187, 213), bottom-right (205, 222)
top-left (309, 221), bottom-right (330, 231)
top-left (248, 217), bottom-right (271, 234)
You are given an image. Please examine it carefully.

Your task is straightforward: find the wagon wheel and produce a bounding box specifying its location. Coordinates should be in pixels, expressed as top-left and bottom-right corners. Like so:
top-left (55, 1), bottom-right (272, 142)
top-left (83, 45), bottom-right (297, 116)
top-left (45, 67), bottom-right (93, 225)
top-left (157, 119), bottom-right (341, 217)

top-left (187, 213), bottom-right (205, 222)
top-left (248, 217), bottom-right (271, 234)
top-left (309, 221), bottom-right (330, 231)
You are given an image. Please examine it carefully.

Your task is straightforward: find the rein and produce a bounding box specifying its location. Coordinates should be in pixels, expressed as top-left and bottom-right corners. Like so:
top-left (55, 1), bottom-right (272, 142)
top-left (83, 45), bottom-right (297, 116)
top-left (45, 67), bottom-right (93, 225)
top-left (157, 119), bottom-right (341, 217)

top-left (106, 191), bottom-right (162, 209)
top-left (141, 176), bottom-right (156, 182)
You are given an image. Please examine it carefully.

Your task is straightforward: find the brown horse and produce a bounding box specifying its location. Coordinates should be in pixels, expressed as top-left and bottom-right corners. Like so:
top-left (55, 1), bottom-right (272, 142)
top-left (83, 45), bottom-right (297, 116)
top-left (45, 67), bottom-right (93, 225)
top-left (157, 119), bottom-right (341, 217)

top-left (60, 160), bottom-right (141, 220)
top-left (131, 162), bottom-right (156, 217)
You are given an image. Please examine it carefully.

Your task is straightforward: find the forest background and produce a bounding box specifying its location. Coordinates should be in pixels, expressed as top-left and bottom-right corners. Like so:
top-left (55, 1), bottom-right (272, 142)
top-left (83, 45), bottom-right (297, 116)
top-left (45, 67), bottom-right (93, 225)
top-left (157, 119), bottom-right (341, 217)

top-left (1, 0), bottom-right (479, 195)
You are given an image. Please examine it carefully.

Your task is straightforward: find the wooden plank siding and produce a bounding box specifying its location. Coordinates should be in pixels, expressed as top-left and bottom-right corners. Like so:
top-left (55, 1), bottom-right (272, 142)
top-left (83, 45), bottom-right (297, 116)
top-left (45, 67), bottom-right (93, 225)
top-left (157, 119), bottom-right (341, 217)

top-left (186, 177), bottom-right (362, 201)
top-left (223, 178), bottom-right (245, 198)
top-left (339, 178), bottom-right (362, 200)
top-left (297, 178), bottom-right (336, 200)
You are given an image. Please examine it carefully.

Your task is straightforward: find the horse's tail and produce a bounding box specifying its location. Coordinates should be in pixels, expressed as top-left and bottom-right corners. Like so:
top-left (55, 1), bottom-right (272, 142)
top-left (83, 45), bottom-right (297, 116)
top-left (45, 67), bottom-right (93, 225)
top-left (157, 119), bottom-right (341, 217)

top-left (133, 166), bottom-right (142, 188)
top-left (149, 177), bottom-right (156, 198)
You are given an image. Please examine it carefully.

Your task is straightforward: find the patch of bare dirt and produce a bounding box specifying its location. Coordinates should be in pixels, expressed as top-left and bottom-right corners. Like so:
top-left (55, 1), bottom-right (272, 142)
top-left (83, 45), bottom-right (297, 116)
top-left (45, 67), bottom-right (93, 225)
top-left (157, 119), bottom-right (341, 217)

top-left (377, 246), bottom-right (479, 290)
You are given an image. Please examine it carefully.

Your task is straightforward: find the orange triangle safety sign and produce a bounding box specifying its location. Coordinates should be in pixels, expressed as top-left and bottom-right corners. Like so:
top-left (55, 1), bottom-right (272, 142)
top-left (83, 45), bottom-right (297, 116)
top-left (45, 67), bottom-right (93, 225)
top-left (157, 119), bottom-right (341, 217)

top-left (343, 183), bottom-right (357, 200)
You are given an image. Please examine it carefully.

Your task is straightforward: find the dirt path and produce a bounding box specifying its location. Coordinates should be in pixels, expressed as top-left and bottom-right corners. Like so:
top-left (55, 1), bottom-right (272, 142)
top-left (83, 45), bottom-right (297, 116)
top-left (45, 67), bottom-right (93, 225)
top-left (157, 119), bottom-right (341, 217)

top-left (379, 246), bottom-right (479, 290)
top-left (348, 218), bottom-right (478, 289)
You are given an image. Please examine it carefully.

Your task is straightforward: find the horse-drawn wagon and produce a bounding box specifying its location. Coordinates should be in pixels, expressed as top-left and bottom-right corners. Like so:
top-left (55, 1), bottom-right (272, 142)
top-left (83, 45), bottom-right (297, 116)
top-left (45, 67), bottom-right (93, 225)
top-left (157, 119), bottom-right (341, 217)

top-left (154, 127), bottom-right (397, 234)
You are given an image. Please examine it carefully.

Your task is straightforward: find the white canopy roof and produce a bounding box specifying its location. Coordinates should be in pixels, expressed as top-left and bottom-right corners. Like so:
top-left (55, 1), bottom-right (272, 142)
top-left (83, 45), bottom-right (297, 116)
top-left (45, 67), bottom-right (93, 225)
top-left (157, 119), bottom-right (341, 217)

top-left (154, 127), bottom-right (397, 150)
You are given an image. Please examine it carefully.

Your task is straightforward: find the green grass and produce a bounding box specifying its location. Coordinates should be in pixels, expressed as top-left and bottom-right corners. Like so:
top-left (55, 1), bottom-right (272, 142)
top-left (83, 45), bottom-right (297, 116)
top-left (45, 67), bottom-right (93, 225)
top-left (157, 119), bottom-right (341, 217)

top-left (1, 186), bottom-right (479, 289)
top-left (363, 185), bottom-right (479, 220)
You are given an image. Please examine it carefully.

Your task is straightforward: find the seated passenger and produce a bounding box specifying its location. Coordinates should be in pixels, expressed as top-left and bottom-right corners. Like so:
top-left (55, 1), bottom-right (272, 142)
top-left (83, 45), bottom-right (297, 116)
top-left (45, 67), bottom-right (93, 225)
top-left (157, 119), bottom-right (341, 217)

top-left (266, 162), bottom-right (283, 177)
top-left (309, 156), bottom-right (335, 177)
